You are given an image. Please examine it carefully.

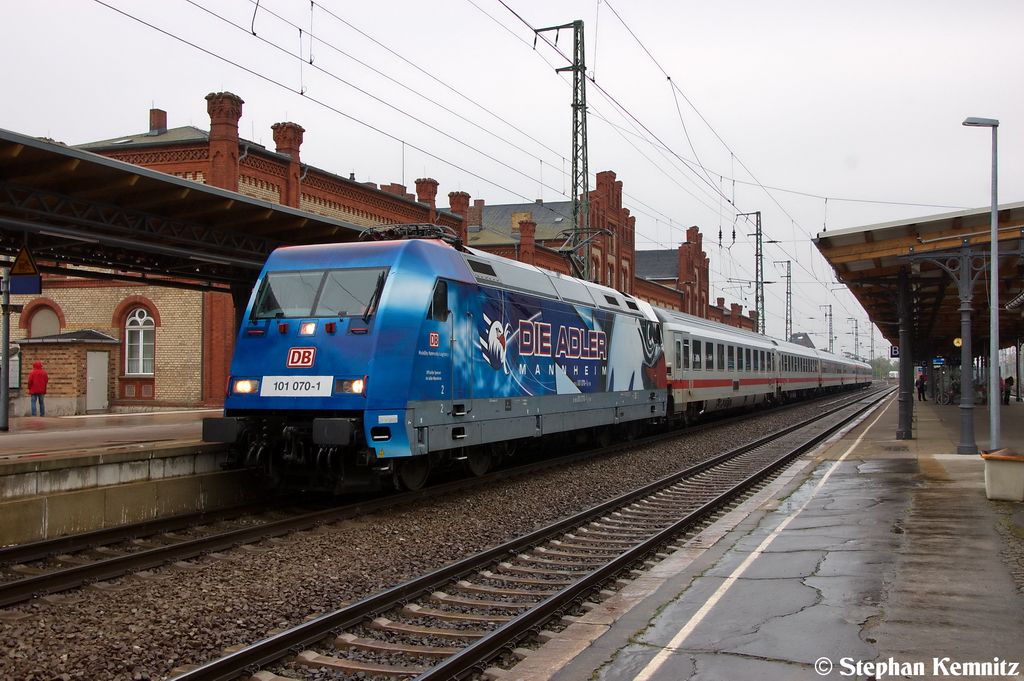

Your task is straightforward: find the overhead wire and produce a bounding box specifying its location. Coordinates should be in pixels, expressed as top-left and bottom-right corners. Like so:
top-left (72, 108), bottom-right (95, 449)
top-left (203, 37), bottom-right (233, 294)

top-left (183, 0), bottom-right (574, 205)
top-left (100, 0), bottom-right (882, 339)
top-left (93, 0), bottom-right (549, 206)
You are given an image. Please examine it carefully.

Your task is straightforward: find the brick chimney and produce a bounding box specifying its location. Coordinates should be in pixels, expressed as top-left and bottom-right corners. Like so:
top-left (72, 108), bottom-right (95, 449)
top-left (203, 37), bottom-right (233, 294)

top-left (148, 108), bottom-right (167, 136)
top-left (416, 177), bottom-right (439, 223)
top-left (717, 297), bottom-right (726, 309)
top-left (205, 92), bottom-right (244, 192)
top-left (415, 178), bottom-right (438, 207)
top-left (447, 191), bottom-right (471, 246)
top-left (272, 121), bottom-right (305, 208)
top-left (731, 303), bottom-right (743, 327)
top-left (468, 199), bottom-right (484, 231)
top-left (519, 219), bottom-right (536, 265)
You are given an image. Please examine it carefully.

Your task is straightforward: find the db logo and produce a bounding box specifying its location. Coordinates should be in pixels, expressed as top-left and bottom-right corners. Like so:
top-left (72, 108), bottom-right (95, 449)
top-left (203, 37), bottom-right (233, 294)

top-left (429, 332), bottom-right (440, 348)
top-left (286, 347), bottom-right (316, 368)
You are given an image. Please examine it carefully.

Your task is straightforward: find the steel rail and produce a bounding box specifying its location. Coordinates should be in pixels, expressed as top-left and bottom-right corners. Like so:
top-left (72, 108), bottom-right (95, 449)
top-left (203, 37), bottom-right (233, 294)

top-left (0, 494), bottom-right (309, 567)
top-left (0, 387), bottom-right (886, 608)
top-left (172, 387), bottom-right (890, 681)
top-left (418, 388), bottom-right (890, 680)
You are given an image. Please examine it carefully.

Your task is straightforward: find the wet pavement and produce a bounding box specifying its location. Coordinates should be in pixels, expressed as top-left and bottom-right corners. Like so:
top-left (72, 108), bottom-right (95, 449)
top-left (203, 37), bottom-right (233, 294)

top-left (0, 409), bottom-right (218, 460)
top-left (509, 394), bottom-right (1024, 681)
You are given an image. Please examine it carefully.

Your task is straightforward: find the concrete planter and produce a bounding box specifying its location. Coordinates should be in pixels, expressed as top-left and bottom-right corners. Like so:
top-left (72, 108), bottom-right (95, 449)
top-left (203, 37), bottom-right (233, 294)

top-left (981, 448), bottom-right (1024, 502)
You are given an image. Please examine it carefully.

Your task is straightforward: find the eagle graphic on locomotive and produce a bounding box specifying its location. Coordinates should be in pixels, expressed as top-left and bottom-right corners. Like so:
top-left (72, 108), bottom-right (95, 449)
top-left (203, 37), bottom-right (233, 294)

top-left (203, 225), bottom-right (870, 492)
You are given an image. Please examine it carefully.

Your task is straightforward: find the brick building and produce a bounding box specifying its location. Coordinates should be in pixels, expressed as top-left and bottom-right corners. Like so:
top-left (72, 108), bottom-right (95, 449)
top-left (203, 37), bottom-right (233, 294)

top-left (465, 180), bottom-right (754, 329)
top-left (7, 90), bottom-right (751, 415)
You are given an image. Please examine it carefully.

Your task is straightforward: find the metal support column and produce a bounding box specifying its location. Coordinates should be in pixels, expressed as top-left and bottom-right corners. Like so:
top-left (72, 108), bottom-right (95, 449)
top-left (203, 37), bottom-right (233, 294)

top-left (775, 260), bottom-right (792, 342)
top-left (905, 239), bottom-right (986, 452)
top-left (538, 20), bottom-right (589, 280)
top-left (1, 269), bottom-right (8, 431)
top-left (896, 268), bottom-right (914, 439)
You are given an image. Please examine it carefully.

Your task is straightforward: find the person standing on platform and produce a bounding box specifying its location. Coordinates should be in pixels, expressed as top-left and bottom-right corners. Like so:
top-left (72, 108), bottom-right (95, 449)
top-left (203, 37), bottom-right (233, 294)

top-left (1004, 375), bottom-right (1014, 405)
top-left (28, 360), bottom-right (49, 417)
top-left (916, 374), bottom-right (926, 401)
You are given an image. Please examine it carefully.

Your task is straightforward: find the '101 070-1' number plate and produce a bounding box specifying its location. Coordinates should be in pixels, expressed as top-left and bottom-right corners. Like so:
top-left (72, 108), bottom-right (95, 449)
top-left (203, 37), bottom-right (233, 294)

top-left (260, 376), bottom-right (332, 397)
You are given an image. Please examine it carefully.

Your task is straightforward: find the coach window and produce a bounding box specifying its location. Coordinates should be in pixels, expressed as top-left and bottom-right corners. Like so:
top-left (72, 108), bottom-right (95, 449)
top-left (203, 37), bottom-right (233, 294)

top-left (706, 342), bottom-right (715, 371)
top-left (674, 341), bottom-right (681, 375)
top-left (125, 308), bottom-right (155, 375)
top-left (682, 339), bottom-right (690, 369)
top-left (727, 346), bottom-right (734, 371)
top-left (745, 348), bottom-right (751, 371)
top-left (692, 339), bottom-right (702, 370)
top-left (717, 343), bottom-right (725, 371)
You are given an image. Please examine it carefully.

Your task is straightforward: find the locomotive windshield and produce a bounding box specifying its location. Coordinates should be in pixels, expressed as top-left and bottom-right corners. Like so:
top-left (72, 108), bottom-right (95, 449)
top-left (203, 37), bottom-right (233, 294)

top-left (251, 267), bottom-right (389, 319)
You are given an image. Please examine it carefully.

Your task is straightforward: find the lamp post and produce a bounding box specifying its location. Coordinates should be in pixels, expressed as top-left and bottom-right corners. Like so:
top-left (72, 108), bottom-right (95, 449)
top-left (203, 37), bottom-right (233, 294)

top-left (963, 116), bottom-right (1000, 450)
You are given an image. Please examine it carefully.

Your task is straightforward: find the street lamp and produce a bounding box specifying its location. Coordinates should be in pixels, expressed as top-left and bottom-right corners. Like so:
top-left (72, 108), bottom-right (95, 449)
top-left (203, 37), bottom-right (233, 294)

top-left (963, 116), bottom-right (1000, 450)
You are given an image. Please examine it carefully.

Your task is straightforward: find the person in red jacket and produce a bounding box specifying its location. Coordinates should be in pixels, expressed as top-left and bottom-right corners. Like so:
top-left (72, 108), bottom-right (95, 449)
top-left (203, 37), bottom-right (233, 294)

top-left (28, 360), bottom-right (49, 417)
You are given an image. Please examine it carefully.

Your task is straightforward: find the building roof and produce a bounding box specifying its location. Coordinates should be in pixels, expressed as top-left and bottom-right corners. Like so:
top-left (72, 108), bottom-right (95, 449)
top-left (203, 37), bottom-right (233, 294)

top-left (634, 250), bottom-right (679, 280)
top-left (74, 124), bottom-right (465, 225)
top-left (480, 201), bottom-right (575, 244)
top-left (789, 332), bottom-right (816, 349)
top-left (14, 329), bottom-right (119, 344)
top-left (76, 125), bottom-right (212, 151)
top-left (0, 127), bottom-right (371, 290)
top-left (814, 201), bottom-right (1024, 356)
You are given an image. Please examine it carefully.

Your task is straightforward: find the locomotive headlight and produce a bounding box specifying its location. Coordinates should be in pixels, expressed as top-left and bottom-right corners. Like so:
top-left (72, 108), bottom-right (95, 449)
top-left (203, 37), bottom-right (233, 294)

top-left (233, 378), bottom-right (260, 394)
top-left (335, 377), bottom-right (367, 395)
top-left (299, 322), bottom-right (317, 336)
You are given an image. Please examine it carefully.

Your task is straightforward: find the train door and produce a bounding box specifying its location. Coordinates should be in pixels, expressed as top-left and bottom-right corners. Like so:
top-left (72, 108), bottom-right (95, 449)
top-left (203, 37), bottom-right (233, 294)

top-left (426, 279), bottom-right (454, 403)
top-left (449, 282), bottom-right (474, 404)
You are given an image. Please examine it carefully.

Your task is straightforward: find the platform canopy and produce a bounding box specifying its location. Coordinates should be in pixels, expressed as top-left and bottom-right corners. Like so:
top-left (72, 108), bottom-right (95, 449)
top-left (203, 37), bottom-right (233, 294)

top-left (0, 128), bottom-right (367, 292)
top-left (815, 203), bottom-right (1024, 363)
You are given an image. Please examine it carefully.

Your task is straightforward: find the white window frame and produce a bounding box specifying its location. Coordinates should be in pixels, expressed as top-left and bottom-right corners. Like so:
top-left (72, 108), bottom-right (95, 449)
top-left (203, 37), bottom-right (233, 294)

top-left (125, 308), bottom-right (155, 375)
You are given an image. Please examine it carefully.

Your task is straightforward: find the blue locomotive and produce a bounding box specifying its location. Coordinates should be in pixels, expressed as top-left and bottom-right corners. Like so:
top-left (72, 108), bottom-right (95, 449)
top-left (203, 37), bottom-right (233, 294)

top-left (204, 225), bottom-right (871, 492)
top-left (203, 226), bottom-right (668, 491)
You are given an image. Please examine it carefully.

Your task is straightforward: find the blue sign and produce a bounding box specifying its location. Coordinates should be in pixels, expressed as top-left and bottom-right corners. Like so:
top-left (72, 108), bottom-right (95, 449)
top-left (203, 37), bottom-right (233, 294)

top-left (8, 276), bottom-right (41, 295)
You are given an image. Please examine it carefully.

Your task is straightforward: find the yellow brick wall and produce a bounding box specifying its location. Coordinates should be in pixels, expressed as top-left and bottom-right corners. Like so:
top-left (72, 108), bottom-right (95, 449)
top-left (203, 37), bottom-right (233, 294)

top-left (240, 174), bottom-right (282, 203)
top-left (8, 281), bottom-right (205, 405)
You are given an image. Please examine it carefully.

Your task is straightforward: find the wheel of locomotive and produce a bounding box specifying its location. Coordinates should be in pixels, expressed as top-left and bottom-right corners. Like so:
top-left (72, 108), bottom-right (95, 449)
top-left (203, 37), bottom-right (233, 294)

top-left (594, 426), bottom-right (613, 448)
top-left (464, 447), bottom-right (493, 477)
top-left (491, 439), bottom-right (515, 462)
top-left (622, 421), bottom-right (642, 442)
top-left (394, 455), bottom-right (431, 491)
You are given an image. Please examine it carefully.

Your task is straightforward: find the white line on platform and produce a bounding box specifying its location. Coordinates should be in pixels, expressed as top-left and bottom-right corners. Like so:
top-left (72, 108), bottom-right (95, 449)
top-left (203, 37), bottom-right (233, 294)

top-left (633, 398), bottom-right (893, 681)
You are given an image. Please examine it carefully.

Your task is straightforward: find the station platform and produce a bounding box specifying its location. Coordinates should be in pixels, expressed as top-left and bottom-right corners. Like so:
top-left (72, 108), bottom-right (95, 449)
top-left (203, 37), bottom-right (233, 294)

top-left (511, 392), bottom-right (1024, 681)
top-left (0, 409), bottom-right (249, 545)
top-left (0, 408), bottom-right (216, 460)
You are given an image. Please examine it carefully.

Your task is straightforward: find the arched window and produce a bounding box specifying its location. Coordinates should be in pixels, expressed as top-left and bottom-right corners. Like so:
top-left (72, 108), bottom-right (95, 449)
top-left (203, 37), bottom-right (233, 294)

top-left (125, 308), bottom-right (155, 375)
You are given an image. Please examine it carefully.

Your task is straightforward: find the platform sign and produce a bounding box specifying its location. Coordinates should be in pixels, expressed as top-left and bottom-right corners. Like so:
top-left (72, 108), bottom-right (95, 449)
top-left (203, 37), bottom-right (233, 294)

top-left (7, 245), bottom-right (41, 295)
top-left (8, 277), bottom-right (41, 295)
top-left (11, 245), bottom-right (38, 276)
top-left (933, 358), bottom-right (946, 366)
top-left (890, 346), bottom-right (900, 358)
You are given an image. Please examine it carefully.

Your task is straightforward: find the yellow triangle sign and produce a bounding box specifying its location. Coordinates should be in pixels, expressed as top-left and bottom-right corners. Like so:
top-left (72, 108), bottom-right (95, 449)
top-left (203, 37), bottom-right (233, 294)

top-left (11, 245), bottom-right (38, 276)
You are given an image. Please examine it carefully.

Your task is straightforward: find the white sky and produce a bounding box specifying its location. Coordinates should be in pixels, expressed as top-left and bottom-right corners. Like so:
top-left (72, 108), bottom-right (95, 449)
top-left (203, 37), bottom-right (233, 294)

top-left (3, 0), bottom-right (1022, 358)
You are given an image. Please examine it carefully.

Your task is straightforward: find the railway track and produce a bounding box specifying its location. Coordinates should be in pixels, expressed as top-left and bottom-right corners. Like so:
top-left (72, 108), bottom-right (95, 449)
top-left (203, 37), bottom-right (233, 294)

top-left (170, 386), bottom-right (890, 680)
top-left (0, 390), bottom-right (878, 612)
